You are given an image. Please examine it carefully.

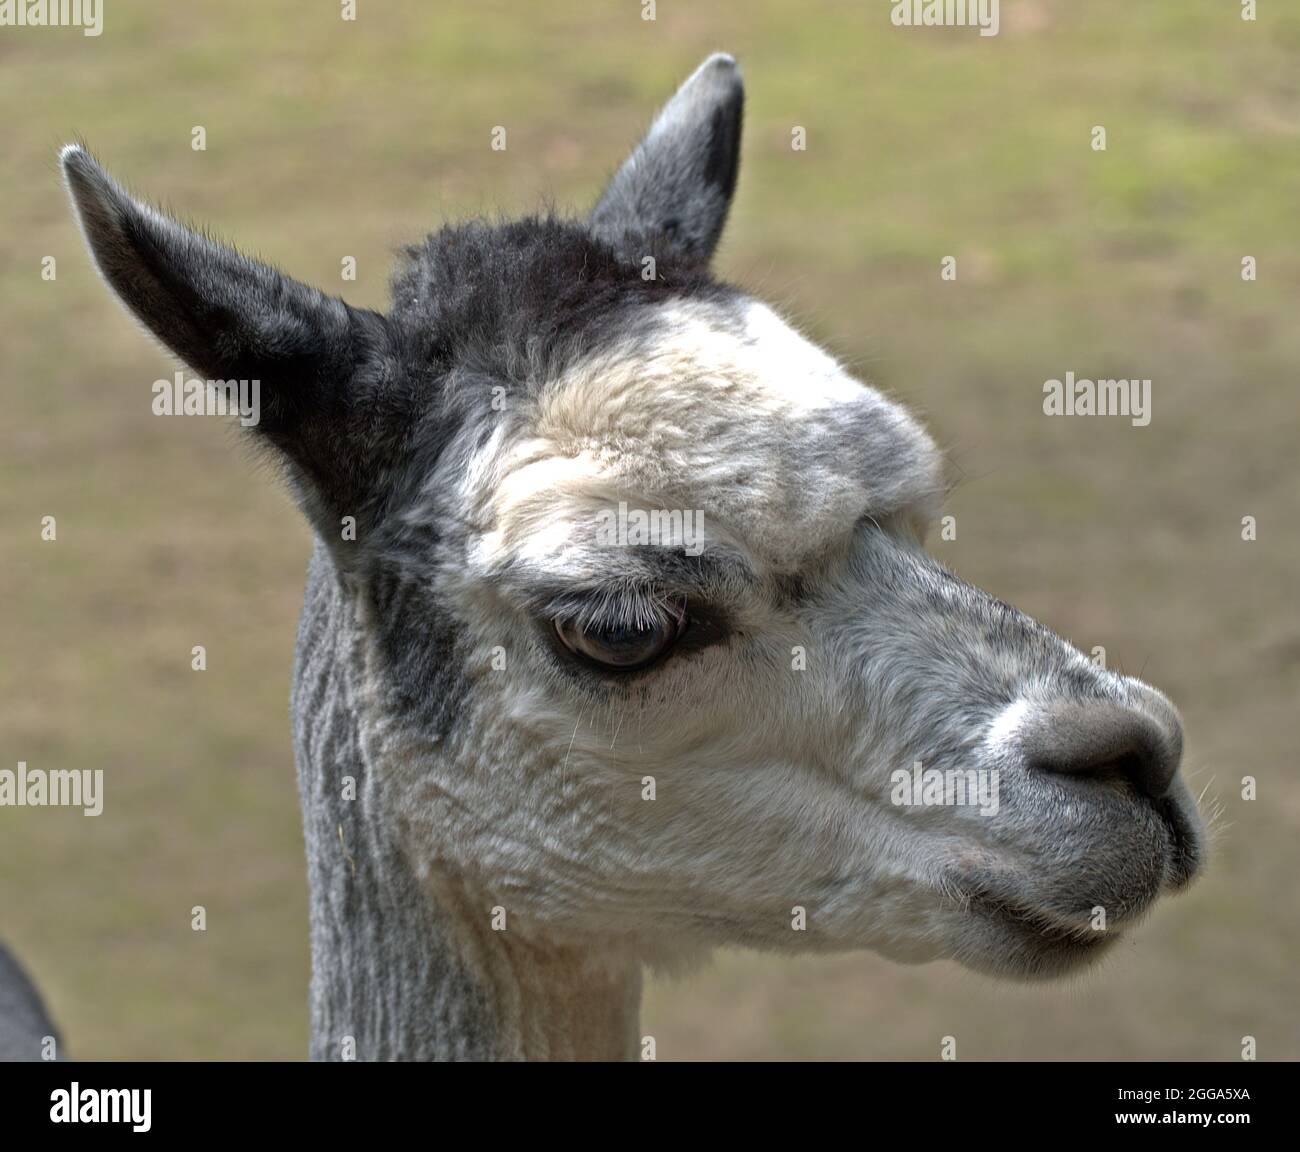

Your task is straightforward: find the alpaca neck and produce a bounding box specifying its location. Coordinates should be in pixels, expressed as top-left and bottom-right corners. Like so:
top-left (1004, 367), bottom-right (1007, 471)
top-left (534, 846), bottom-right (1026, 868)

top-left (293, 546), bottom-right (641, 1060)
top-left (395, 878), bottom-right (642, 1061)
top-left (304, 830), bottom-right (642, 1060)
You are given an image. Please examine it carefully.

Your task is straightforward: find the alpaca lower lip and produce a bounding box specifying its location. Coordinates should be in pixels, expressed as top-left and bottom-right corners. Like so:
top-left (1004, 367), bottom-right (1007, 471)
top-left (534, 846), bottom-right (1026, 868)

top-left (959, 805), bottom-right (1191, 952)
top-left (960, 891), bottom-right (1120, 976)
top-left (955, 805), bottom-right (1196, 972)
top-left (966, 891), bottom-right (1112, 945)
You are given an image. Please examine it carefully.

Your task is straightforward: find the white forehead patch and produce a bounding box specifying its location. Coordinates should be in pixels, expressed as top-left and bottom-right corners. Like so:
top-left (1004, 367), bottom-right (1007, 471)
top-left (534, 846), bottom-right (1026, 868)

top-left (472, 296), bottom-right (943, 578)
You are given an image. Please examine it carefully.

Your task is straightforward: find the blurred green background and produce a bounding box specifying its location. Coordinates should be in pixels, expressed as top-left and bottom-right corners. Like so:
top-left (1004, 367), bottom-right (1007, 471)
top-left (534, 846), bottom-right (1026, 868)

top-left (2, 0), bottom-right (1297, 1059)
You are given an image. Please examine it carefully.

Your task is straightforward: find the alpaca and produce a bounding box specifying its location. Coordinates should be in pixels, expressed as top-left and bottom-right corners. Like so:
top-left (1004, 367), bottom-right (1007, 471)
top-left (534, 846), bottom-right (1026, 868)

top-left (0, 947), bottom-right (61, 1061)
top-left (49, 53), bottom-right (1203, 1061)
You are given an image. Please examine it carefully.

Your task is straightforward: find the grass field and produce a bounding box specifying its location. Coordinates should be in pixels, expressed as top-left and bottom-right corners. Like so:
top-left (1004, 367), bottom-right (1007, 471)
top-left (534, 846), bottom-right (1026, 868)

top-left (2, 0), bottom-right (1298, 1059)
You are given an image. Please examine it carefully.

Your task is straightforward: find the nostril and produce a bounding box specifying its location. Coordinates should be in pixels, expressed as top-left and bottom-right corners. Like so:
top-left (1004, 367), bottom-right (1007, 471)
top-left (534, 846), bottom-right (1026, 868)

top-left (1017, 698), bottom-right (1183, 800)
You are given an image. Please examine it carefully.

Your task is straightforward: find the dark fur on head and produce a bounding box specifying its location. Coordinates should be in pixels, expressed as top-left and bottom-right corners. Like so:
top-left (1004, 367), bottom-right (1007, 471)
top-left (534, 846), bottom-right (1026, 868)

top-left (60, 54), bottom-right (746, 563)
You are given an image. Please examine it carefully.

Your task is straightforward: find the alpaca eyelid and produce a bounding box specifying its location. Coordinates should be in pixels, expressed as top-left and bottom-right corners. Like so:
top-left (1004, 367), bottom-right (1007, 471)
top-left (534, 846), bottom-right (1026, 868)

top-left (551, 595), bottom-right (688, 635)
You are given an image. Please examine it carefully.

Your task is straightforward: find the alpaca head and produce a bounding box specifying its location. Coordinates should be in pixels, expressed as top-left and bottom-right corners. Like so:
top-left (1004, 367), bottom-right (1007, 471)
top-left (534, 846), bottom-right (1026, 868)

top-left (64, 53), bottom-right (1202, 981)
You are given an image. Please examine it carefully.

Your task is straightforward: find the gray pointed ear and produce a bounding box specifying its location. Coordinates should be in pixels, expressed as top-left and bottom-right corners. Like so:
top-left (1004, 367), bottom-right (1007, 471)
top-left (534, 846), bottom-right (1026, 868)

top-left (60, 144), bottom-right (394, 529)
top-left (589, 53), bottom-right (743, 265)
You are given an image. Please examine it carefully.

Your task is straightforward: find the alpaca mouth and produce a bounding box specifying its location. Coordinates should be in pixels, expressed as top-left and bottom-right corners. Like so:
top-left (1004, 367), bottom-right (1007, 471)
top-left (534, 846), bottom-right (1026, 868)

top-left (951, 794), bottom-right (1202, 978)
top-left (971, 892), bottom-right (1117, 944)
top-left (958, 889), bottom-right (1121, 978)
top-left (1153, 793), bottom-right (1203, 890)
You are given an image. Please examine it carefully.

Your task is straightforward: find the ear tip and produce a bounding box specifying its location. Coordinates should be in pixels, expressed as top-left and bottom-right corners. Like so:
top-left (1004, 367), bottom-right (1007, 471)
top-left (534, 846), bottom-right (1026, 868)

top-left (702, 51), bottom-right (740, 72)
top-left (661, 53), bottom-right (742, 131)
top-left (59, 143), bottom-right (108, 196)
top-left (691, 51), bottom-right (744, 96)
top-left (59, 142), bottom-right (91, 175)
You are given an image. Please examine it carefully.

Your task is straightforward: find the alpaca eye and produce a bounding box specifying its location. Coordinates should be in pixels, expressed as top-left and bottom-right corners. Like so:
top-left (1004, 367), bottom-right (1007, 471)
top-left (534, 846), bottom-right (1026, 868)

top-left (554, 607), bottom-right (687, 671)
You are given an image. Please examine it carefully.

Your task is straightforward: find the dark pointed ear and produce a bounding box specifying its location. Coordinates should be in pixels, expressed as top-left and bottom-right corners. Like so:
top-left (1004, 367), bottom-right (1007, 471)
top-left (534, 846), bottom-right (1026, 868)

top-left (589, 52), bottom-right (743, 265)
top-left (60, 144), bottom-right (394, 532)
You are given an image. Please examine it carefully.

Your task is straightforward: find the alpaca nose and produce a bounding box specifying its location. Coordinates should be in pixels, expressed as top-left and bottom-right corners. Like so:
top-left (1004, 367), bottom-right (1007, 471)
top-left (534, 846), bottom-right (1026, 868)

top-left (1016, 692), bottom-right (1184, 800)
